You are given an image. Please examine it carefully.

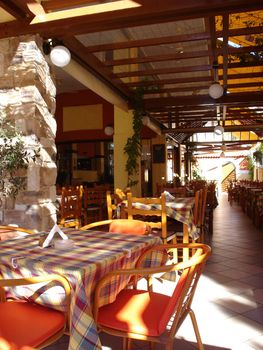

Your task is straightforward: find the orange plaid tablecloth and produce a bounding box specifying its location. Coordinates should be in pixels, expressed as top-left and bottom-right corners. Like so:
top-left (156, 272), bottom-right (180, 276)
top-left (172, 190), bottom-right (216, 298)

top-left (0, 229), bottom-right (161, 350)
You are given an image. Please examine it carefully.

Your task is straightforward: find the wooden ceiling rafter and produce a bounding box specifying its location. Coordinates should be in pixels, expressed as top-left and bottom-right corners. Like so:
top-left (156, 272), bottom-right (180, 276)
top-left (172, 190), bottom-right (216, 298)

top-left (42, 0), bottom-right (107, 13)
top-left (164, 124), bottom-right (263, 134)
top-left (62, 36), bottom-right (132, 98)
top-left (84, 32), bottom-right (211, 53)
top-left (124, 71), bottom-right (262, 88)
top-left (0, 0), bottom-right (29, 20)
top-left (145, 92), bottom-right (263, 110)
top-left (0, 1), bottom-right (262, 142)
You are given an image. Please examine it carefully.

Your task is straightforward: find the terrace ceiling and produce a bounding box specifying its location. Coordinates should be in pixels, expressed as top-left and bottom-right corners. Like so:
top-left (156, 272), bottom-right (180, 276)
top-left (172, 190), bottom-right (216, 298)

top-left (0, 0), bottom-right (262, 148)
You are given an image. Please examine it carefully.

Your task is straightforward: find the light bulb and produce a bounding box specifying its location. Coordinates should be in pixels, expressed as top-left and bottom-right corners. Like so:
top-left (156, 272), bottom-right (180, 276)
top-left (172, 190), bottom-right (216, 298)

top-left (214, 125), bottom-right (224, 135)
top-left (50, 45), bottom-right (71, 67)
top-left (104, 126), bottom-right (114, 136)
top-left (209, 82), bottom-right (224, 99)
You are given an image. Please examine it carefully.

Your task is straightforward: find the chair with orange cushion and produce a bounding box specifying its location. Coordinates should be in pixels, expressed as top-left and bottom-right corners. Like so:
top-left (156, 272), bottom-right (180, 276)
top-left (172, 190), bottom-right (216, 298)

top-left (93, 243), bottom-right (211, 350)
top-left (80, 219), bottom-right (151, 235)
top-left (127, 192), bottom-right (177, 244)
top-left (0, 274), bottom-right (71, 349)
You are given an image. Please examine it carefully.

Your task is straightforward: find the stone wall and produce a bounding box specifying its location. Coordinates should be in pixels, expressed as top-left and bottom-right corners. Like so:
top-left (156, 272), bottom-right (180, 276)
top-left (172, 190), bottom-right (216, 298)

top-left (0, 34), bottom-right (57, 231)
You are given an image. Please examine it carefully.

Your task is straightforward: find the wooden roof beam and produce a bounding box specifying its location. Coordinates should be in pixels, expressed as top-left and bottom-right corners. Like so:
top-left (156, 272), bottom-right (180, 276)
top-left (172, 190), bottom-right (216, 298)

top-left (164, 124), bottom-right (263, 134)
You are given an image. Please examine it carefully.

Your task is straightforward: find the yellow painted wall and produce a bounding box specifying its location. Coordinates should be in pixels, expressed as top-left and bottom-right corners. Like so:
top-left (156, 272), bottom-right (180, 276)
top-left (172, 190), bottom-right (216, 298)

top-left (63, 104), bottom-right (103, 131)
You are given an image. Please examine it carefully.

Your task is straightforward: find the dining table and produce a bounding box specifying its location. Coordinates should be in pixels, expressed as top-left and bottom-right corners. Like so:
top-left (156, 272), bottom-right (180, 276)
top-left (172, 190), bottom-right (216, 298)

top-left (0, 228), bottom-right (161, 350)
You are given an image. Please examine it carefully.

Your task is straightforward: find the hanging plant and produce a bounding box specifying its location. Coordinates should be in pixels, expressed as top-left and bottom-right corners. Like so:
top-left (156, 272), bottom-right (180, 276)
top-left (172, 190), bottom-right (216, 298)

top-left (124, 87), bottom-right (145, 188)
top-left (253, 143), bottom-right (263, 166)
top-left (246, 154), bottom-right (255, 180)
top-left (0, 110), bottom-right (40, 202)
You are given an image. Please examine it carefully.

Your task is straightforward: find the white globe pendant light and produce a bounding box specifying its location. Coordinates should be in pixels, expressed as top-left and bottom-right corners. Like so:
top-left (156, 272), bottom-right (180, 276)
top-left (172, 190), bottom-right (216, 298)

top-left (104, 126), bottom-right (114, 136)
top-left (50, 45), bottom-right (71, 67)
top-left (214, 125), bottom-right (224, 135)
top-left (209, 60), bottom-right (224, 99)
top-left (209, 82), bottom-right (224, 99)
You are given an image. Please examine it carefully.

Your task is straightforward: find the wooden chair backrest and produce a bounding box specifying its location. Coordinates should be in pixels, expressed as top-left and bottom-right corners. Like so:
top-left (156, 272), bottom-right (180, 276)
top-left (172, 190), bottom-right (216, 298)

top-left (163, 186), bottom-right (186, 197)
top-left (60, 186), bottom-right (83, 228)
top-left (127, 192), bottom-right (167, 242)
top-left (200, 187), bottom-right (208, 227)
top-left (0, 225), bottom-right (34, 241)
top-left (83, 188), bottom-right (105, 208)
top-left (193, 189), bottom-right (201, 225)
top-left (106, 191), bottom-right (122, 220)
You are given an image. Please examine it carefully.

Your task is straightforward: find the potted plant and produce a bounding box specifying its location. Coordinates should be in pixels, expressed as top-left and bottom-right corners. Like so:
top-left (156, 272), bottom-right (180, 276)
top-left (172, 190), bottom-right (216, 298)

top-left (0, 110), bottom-right (39, 209)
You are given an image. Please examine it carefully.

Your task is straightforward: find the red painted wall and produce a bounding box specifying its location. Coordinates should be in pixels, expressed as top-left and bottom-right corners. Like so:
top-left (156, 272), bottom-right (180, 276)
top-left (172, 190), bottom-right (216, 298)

top-left (55, 89), bottom-right (156, 142)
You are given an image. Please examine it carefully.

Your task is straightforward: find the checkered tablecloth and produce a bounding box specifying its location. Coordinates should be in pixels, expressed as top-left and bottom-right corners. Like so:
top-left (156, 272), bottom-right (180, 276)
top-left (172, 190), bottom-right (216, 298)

top-left (0, 229), bottom-right (161, 350)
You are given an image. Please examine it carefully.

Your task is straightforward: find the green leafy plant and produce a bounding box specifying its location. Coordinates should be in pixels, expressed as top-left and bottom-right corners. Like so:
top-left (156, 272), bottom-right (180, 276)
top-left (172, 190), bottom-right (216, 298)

top-left (0, 110), bottom-right (40, 201)
top-left (124, 87), bottom-right (145, 188)
top-left (246, 154), bottom-right (255, 180)
top-left (253, 142), bottom-right (263, 166)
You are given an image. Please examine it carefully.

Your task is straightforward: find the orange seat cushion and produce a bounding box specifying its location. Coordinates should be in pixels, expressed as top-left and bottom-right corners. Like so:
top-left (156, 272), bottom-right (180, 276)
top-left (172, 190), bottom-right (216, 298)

top-left (109, 220), bottom-right (147, 235)
top-left (0, 300), bottom-right (65, 348)
top-left (98, 269), bottom-right (189, 336)
top-left (98, 289), bottom-right (170, 336)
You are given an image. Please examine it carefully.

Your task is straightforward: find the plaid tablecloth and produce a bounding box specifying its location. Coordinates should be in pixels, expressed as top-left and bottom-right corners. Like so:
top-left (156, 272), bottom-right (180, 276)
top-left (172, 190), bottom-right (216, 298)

top-left (0, 229), bottom-right (161, 350)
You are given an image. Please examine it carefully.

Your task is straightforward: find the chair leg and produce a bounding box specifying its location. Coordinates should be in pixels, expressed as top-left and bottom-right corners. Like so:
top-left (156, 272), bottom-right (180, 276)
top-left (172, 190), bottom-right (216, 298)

top-left (189, 309), bottom-right (204, 350)
top-left (164, 340), bottom-right (173, 350)
top-left (149, 341), bottom-right (156, 350)
top-left (123, 337), bottom-right (131, 350)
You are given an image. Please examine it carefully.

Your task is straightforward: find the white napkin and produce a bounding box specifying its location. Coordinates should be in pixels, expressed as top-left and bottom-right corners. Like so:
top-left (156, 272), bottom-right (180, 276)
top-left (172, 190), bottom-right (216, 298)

top-left (163, 191), bottom-right (175, 202)
top-left (41, 224), bottom-right (68, 248)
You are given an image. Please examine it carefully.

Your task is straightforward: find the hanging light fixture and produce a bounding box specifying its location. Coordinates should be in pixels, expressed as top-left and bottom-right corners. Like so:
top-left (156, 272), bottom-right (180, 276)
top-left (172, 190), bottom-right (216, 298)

top-left (43, 39), bottom-right (71, 67)
top-left (104, 125), bottom-right (114, 136)
top-left (50, 45), bottom-right (71, 67)
top-left (214, 124), bottom-right (224, 135)
top-left (209, 61), bottom-right (224, 99)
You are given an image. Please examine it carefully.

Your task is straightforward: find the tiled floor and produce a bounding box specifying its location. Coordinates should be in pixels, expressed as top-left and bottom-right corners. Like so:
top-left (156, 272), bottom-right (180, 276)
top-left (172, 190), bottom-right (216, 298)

top-left (47, 193), bottom-right (263, 350)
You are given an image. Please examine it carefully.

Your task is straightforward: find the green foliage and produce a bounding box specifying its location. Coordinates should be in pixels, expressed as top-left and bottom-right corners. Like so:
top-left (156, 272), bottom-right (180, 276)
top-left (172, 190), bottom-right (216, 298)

top-left (246, 154), bottom-right (255, 180)
top-left (0, 111), bottom-right (40, 199)
top-left (253, 142), bottom-right (263, 165)
top-left (124, 87), bottom-right (145, 187)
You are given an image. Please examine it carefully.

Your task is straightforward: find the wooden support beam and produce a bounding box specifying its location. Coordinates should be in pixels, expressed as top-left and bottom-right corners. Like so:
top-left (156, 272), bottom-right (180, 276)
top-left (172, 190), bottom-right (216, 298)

top-left (163, 124), bottom-right (263, 134)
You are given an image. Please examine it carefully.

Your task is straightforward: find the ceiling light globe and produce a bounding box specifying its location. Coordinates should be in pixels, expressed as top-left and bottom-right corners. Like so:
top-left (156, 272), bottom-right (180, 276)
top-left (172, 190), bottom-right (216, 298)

top-left (214, 125), bottom-right (224, 135)
top-left (209, 82), bottom-right (224, 99)
top-left (50, 45), bottom-right (71, 67)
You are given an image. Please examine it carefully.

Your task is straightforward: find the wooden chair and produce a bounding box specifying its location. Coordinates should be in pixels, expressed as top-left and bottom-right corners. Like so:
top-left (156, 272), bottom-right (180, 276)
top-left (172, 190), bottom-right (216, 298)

top-left (106, 191), bottom-right (122, 219)
top-left (174, 189), bottom-right (202, 244)
top-left (163, 186), bottom-right (186, 197)
top-left (58, 186), bottom-right (83, 229)
top-left (0, 274), bottom-right (71, 349)
top-left (197, 187), bottom-right (208, 243)
top-left (0, 225), bottom-right (34, 241)
top-left (83, 188), bottom-right (106, 224)
top-left (93, 243), bottom-right (211, 350)
top-left (127, 193), bottom-right (176, 244)
top-left (80, 219), bottom-right (151, 235)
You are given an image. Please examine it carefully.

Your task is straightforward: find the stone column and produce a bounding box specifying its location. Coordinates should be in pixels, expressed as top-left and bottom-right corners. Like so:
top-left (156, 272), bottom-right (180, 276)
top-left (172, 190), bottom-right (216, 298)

top-left (0, 34), bottom-right (57, 231)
